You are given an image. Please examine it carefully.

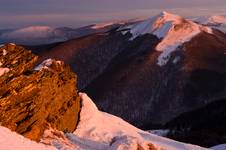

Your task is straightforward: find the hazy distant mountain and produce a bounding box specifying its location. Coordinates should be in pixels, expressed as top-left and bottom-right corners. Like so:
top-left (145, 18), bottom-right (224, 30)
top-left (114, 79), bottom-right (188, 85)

top-left (0, 23), bottom-right (123, 45)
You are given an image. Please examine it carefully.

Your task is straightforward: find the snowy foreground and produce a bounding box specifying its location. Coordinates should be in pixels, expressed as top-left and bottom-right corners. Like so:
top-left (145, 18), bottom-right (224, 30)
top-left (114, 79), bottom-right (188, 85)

top-left (0, 93), bottom-right (214, 150)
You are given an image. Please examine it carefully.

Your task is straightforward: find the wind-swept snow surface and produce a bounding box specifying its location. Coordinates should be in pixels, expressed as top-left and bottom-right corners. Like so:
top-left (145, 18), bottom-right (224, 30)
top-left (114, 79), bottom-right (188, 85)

top-left (119, 11), bottom-right (213, 66)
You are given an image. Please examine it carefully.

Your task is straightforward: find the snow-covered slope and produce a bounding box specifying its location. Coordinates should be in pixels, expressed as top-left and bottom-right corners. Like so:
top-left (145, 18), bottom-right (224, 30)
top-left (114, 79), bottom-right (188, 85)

top-left (0, 126), bottom-right (55, 150)
top-left (0, 92), bottom-right (209, 150)
top-left (194, 15), bottom-right (226, 25)
top-left (207, 15), bottom-right (226, 25)
top-left (119, 11), bottom-right (213, 66)
top-left (68, 93), bottom-right (208, 150)
top-left (194, 15), bottom-right (226, 33)
top-left (211, 144), bottom-right (226, 150)
top-left (91, 22), bottom-right (115, 29)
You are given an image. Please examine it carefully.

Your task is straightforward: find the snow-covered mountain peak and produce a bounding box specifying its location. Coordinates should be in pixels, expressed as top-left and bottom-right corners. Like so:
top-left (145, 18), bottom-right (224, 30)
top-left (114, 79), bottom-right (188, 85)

top-left (120, 11), bottom-right (211, 41)
top-left (156, 11), bottom-right (183, 21)
top-left (119, 11), bottom-right (213, 66)
top-left (119, 11), bottom-right (186, 40)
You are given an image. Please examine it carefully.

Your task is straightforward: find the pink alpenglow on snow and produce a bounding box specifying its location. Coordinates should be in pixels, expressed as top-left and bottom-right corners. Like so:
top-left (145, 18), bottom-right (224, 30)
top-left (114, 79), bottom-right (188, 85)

top-left (119, 11), bottom-right (213, 66)
top-left (0, 126), bottom-right (55, 150)
top-left (71, 92), bottom-right (208, 150)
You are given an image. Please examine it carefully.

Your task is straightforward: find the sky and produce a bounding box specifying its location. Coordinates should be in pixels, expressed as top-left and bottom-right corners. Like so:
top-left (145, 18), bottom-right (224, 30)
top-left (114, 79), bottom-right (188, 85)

top-left (1, 0), bottom-right (226, 29)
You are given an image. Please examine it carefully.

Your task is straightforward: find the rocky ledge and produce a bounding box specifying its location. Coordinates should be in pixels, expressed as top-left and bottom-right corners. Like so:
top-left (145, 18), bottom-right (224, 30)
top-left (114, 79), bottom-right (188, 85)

top-left (0, 43), bottom-right (81, 141)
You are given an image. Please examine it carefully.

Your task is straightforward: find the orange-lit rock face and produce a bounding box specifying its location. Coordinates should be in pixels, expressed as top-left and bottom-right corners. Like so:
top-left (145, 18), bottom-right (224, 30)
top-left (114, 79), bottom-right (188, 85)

top-left (0, 44), bottom-right (81, 141)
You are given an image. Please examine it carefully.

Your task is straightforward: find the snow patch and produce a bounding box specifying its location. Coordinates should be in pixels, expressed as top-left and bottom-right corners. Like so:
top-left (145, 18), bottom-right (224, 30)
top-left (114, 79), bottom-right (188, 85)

top-left (34, 59), bottom-right (54, 71)
top-left (196, 15), bottom-right (226, 25)
top-left (173, 56), bottom-right (181, 64)
top-left (3, 49), bottom-right (7, 56)
top-left (194, 15), bottom-right (226, 33)
top-left (91, 23), bottom-right (114, 29)
top-left (9, 43), bottom-right (16, 46)
top-left (209, 16), bottom-right (226, 24)
top-left (149, 129), bottom-right (170, 137)
top-left (34, 59), bottom-right (62, 71)
top-left (0, 126), bottom-right (55, 150)
top-left (41, 128), bottom-right (77, 150)
top-left (0, 68), bottom-right (10, 76)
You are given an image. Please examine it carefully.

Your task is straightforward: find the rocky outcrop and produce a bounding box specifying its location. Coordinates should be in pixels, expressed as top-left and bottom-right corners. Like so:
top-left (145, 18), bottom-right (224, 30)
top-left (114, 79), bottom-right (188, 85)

top-left (0, 43), bottom-right (81, 141)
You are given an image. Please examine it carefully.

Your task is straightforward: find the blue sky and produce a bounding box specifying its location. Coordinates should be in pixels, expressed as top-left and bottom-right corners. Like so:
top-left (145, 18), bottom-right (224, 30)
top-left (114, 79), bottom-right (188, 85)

top-left (1, 0), bottom-right (226, 28)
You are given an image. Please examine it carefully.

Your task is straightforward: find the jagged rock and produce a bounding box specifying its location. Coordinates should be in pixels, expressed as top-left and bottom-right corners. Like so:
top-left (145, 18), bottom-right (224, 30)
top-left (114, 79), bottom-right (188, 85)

top-left (0, 43), bottom-right (81, 141)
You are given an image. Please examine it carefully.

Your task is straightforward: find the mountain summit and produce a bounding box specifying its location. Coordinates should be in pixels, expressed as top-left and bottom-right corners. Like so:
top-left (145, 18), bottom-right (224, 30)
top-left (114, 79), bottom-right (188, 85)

top-left (119, 11), bottom-right (213, 66)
